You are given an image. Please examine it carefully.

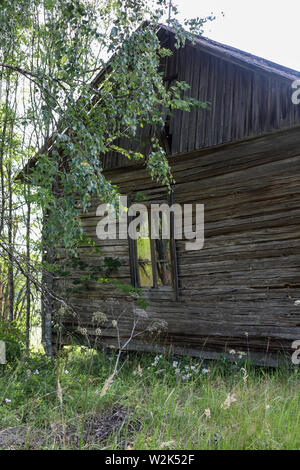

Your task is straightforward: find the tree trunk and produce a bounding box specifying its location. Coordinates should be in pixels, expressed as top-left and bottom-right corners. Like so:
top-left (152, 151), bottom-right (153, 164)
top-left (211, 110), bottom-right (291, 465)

top-left (7, 159), bottom-right (14, 323)
top-left (25, 196), bottom-right (31, 354)
top-left (41, 210), bottom-right (53, 358)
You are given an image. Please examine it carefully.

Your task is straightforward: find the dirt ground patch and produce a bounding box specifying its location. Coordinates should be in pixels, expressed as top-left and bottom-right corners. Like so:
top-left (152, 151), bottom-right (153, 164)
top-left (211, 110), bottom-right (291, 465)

top-left (0, 406), bottom-right (133, 449)
top-left (0, 426), bottom-right (34, 449)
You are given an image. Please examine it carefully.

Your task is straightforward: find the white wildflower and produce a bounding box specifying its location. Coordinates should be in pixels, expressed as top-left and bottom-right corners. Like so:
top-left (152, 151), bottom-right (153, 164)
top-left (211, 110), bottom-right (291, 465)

top-left (173, 361), bottom-right (178, 368)
top-left (204, 408), bottom-right (211, 418)
top-left (148, 320), bottom-right (168, 333)
top-left (202, 368), bottom-right (209, 374)
top-left (229, 349), bottom-right (236, 355)
top-left (77, 326), bottom-right (87, 335)
top-left (65, 370), bottom-right (69, 375)
top-left (181, 372), bottom-right (192, 381)
top-left (238, 351), bottom-right (247, 359)
top-left (135, 308), bottom-right (148, 319)
top-left (151, 354), bottom-right (162, 367)
top-left (92, 311), bottom-right (108, 325)
top-left (5, 398), bottom-right (11, 403)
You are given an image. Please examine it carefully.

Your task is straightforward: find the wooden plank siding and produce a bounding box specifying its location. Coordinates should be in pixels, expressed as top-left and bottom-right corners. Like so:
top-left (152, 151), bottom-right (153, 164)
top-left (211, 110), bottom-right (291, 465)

top-left (53, 126), bottom-right (300, 365)
top-left (101, 43), bottom-right (300, 171)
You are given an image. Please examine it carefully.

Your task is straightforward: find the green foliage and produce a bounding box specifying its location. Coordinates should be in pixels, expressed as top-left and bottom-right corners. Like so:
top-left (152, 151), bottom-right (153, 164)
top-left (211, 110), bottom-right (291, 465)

top-left (0, 321), bottom-right (25, 363)
top-left (111, 280), bottom-right (148, 309)
top-left (133, 192), bottom-right (148, 202)
top-left (0, 0), bottom-right (213, 254)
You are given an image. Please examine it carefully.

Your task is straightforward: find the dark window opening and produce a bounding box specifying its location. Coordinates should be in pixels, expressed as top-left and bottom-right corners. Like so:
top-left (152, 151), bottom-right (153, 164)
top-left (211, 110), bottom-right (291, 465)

top-left (128, 197), bottom-right (179, 297)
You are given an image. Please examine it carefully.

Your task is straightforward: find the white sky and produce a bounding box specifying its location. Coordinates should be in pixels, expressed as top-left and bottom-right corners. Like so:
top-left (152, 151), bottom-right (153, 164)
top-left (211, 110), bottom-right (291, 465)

top-left (174, 0), bottom-right (300, 72)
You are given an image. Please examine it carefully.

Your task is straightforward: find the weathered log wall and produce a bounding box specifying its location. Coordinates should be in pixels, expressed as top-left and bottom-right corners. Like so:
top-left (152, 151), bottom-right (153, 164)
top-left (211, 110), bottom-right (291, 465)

top-left (54, 127), bottom-right (300, 365)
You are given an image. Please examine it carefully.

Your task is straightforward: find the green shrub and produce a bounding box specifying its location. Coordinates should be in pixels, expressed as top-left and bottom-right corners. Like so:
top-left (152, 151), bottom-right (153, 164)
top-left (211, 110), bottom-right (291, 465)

top-left (0, 321), bottom-right (25, 363)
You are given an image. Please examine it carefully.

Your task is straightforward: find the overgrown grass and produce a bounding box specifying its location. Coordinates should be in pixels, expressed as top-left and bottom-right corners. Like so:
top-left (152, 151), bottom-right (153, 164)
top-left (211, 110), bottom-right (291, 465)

top-left (0, 348), bottom-right (299, 449)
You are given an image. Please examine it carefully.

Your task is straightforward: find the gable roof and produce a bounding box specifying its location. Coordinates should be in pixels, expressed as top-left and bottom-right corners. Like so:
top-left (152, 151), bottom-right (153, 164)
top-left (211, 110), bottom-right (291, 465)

top-left (158, 23), bottom-right (300, 83)
top-left (19, 22), bottom-right (300, 179)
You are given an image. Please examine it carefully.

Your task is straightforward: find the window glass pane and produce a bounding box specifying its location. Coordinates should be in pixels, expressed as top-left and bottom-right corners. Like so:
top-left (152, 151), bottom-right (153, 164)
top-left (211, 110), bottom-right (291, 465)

top-left (155, 239), bottom-right (172, 286)
top-left (137, 237), bottom-right (151, 262)
top-left (138, 261), bottom-right (153, 287)
top-left (156, 262), bottom-right (172, 286)
top-left (137, 232), bottom-right (153, 287)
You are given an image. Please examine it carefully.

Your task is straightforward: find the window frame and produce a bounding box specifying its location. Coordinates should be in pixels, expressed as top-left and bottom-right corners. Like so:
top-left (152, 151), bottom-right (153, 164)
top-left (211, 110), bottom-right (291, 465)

top-left (128, 191), bottom-right (179, 300)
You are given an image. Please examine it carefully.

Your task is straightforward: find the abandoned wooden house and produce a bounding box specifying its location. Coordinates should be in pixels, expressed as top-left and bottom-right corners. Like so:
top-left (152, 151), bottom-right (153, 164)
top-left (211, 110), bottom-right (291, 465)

top-left (26, 24), bottom-right (300, 365)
